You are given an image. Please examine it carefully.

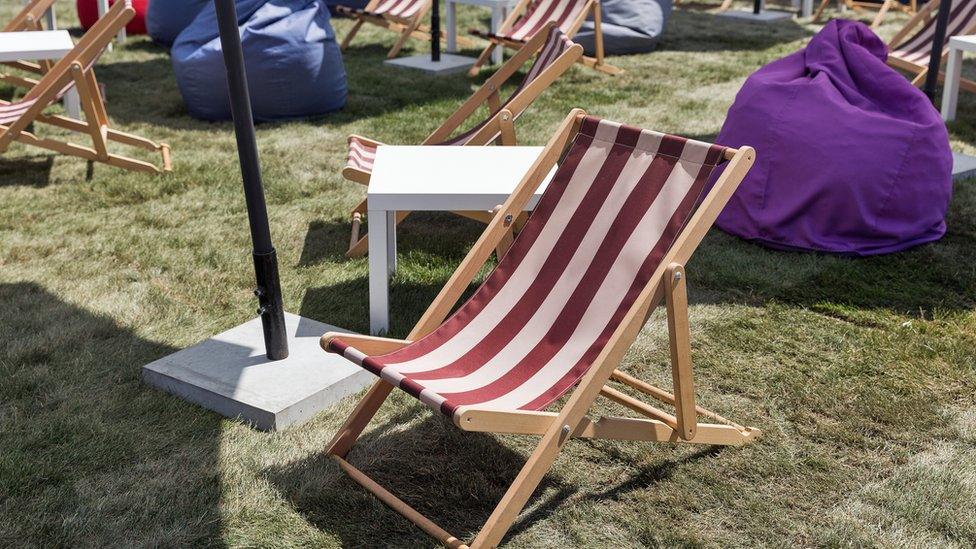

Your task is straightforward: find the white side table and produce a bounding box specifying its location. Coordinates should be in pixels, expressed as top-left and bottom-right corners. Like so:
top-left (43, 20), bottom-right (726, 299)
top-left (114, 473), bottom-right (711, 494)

top-left (0, 30), bottom-right (80, 118)
top-left (942, 35), bottom-right (976, 122)
top-left (366, 145), bottom-right (555, 334)
top-left (446, 0), bottom-right (519, 65)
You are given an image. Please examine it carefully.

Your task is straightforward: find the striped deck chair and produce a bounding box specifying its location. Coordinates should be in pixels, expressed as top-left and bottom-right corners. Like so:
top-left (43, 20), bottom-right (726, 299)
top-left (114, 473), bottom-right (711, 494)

top-left (813, 0), bottom-right (922, 28)
top-left (337, 0), bottom-right (437, 59)
top-left (468, 0), bottom-right (621, 76)
top-left (321, 109), bottom-right (760, 549)
top-left (342, 24), bottom-right (583, 258)
top-left (0, 0), bottom-right (171, 173)
top-left (887, 0), bottom-right (976, 90)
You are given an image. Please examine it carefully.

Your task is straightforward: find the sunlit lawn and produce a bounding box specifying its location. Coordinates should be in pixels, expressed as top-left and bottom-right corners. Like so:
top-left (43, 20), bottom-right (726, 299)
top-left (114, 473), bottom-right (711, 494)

top-left (2, 1), bottom-right (975, 547)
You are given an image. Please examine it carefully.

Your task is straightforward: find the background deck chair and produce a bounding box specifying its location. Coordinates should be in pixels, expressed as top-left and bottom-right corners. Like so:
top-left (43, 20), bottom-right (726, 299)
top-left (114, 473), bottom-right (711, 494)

top-left (342, 24), bottom-right (582, 258)
top-left (467, 0), bottom-right (622, 76)
top-left (320, 109), bottom-right (759, 549)
top-left (886, 0), bottom-right (976, 90)
top-left (1, 0), bottom-right (60, 83)
top-left (0, 0), bottom-right (171, 173)
top-left (338, 0), bottom-right (435, 59)
top-left (812, 0), bottom-right (920, 28)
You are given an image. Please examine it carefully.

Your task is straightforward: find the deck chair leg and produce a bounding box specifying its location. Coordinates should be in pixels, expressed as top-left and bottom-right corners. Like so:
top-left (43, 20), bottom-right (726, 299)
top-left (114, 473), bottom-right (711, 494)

top-left (341, 19), bottom-right (365, 50)
top-left (592, 1), bottom-right (606, 69)
top-left (327, 380), bottom-right (396, 457)
top-left (871, 0), bottom-right (892, 27)
top-left (71, 63), bottom-right (109, 161)
top-left (812, 0), bottom-right (831, 20)
top-left (665, 264), bottom-right (697, 441)
top-left (468, 41), bottom-right (499, 77)
top-left (347, 211), bottom-right (411, 258)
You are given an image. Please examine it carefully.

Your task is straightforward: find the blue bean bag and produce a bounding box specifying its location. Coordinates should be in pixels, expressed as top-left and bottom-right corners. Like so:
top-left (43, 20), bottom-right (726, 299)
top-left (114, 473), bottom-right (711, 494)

top-left (147, 0), bottom-right (210, 47)
top-left (172, 0), bottom-right (347, 122)
top-left (573, 0), bottom-right (671, 56)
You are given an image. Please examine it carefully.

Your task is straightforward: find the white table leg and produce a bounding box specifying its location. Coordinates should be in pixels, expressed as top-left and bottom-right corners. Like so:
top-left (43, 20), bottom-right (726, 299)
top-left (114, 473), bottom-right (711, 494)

top-left (801, 0), bottom-right (813, 17)
top-left (97, 0), bottom-right (113, 52)
top-left (44, 4), bottom-right (56, 29)
top-left (369, 209), bottom-right (391, 335)
top-left (491, 6), bottom-right (505, 64)
top-left (943, 47), bottom-right (963, 122)
top-left (64, 88), bottom-right (81, 119)
top-left (446, 0), bottom-right (458, 53)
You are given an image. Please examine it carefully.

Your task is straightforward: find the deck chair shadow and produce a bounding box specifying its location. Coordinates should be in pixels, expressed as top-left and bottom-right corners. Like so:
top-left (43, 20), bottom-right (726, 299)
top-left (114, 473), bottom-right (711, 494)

top-left (467, 0), bottom-right (621, 76)
top-left (1, 0), bottom-right (59, 84)
top-left (337, 0), bottom-right (469, 58)
top-left (812, 0), bottom-right (920, 28)
top-left (886, 0), bottom-right (976, 90)
top-left (320, 109), bottom-right (760, 548)
top-left (342, 24), bottom-right (582, 258)
top-left (0, 0), bottom-right (171, 174)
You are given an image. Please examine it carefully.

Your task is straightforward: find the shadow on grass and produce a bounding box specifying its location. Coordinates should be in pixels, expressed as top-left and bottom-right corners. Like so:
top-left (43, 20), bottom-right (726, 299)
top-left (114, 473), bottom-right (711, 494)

top-left (262, 412), bottom-right (577, 546)
top-left (298, 212), bottom-right (487, 335)
top-left (0, 282), bottom-right (225, 546)
top-left (665, 9), bottom-right (814, 52)
top-left (686, 179), bottom-right (976, 318)
top-left (98, 39), bottom-right (477, 130)
top-left (0, 155), bottom-right (54, 187)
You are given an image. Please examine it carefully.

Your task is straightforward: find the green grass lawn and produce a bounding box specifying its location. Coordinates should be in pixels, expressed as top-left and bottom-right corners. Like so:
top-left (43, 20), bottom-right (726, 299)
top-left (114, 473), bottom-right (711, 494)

top-left (2, 1), bottom-right (976, 546)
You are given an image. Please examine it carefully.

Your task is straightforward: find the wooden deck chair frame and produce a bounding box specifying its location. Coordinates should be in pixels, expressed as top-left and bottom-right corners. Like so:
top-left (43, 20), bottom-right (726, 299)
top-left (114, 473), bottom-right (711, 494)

top-left (319, 109), bottom-right (759, 549)
top-left (340, 0), bottom-right (434, 59)
top-left (0, 0), bottom-right (171, 173)
top-left (467, 0), bottom-right (621, 76)
top-left (343, 23), bottom-right (583, 258)
top-left (885, 0), bottom-right (976, 92)
top-left (812, 0), bottom-right (919, 28)
top-left (1, 0), bottom-right (60, 84)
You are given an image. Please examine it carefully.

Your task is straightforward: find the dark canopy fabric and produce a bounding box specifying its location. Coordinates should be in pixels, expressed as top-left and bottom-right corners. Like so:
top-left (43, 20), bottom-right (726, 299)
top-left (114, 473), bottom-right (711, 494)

top-left (573, 0), bottom-right (671, 56)
top-left (147, 0), bottom-right (211, 47)
top-left (711, 20), bottom-right (952, 256)
top-left (172, 0), bottom-right (347, 122)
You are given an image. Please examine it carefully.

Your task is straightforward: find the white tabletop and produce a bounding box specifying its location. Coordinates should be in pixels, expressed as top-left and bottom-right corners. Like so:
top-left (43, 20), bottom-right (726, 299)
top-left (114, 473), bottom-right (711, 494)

top-left (368, 146), bottom-right (554, 212)
top-left (949, 35), bottom-right (976, 51)
top-left (0, 30), bottom-right (74, 62)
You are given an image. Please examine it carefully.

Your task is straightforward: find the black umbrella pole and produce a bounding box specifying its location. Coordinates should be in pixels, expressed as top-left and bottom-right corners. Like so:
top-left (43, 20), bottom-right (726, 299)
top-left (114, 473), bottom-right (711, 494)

top-left (432, 0), bottom-right (441, 61)
top-left (214, 0), bottom-right (288, 360)
top-left (924, 0), bottom-right (952, 101)
top-left (753, 0), bottom-right (762, 15)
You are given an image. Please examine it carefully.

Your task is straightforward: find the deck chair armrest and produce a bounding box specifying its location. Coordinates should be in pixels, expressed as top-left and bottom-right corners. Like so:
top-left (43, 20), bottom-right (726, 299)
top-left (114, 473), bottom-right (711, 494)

top-left (321, 332), bottom-right (412, 355)
top-left (408, 109), bottom-right (586, 340)
top-left (348, 134), bottom-right (384, 148)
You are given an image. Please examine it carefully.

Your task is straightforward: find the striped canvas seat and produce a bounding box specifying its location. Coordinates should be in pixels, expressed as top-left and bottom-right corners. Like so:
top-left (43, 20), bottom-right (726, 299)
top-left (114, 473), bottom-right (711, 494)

top-left (330, 116), bottom-right (729, 418)
top-left (344, 28), bottom-right (576, 174)
top-left (491, 0), bottom-right (588, 42)
top-left (891, 0), bottom-right (976, 63)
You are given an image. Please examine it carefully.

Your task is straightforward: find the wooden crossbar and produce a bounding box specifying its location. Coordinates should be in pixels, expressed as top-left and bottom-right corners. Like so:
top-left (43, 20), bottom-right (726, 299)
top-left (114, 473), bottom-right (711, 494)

top-left (333, 455), bottom-right (469, 549)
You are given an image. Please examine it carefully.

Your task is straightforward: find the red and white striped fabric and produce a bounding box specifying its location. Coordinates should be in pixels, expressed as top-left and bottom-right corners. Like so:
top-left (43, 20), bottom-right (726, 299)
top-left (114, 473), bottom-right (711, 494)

top-left (0, 96), bottom-right (41, 125)
top-left (496, 0), bottom-right (588, 42)
top-left (330, 116), bottom-right (729, 419)
top-left (367, 0), bottom-right (429, 18)
top-left (891, 0), bottom-right (976, 64)
top-left (344, 28), bottom-right (576, 174)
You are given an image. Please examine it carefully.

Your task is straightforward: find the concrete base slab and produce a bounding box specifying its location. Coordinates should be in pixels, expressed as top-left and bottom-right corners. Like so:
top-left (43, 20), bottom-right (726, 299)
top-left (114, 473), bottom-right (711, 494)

top-left (143, 312), bottom-right (373, 431)
top-left (384, 53), bottom-right (475, 75)
top-left (718, 9), bottom-right (794, 21)
top-left (953, 151), bottom-right (976, 181)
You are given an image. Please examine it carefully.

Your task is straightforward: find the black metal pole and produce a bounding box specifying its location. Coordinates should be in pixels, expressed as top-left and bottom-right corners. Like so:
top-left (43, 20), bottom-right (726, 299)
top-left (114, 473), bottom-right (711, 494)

top-left (753, 0), bottom-right (762, 15)
top-left (213, 0), bottom-right (288, 360)
top-left (924, 0), bottom-right (952, 101)
top-left (431, 0), bottom-right (441, 62)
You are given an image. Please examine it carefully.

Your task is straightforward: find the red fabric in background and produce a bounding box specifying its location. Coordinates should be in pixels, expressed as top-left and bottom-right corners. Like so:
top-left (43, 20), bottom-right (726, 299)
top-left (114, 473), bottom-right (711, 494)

top-left (77, 0), bottom-right (149, 34)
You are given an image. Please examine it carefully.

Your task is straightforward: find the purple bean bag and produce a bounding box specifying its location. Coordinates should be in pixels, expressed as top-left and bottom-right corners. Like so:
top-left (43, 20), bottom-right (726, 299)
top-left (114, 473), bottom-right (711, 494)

top-left (712, 20), bottom-right (952, 256)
